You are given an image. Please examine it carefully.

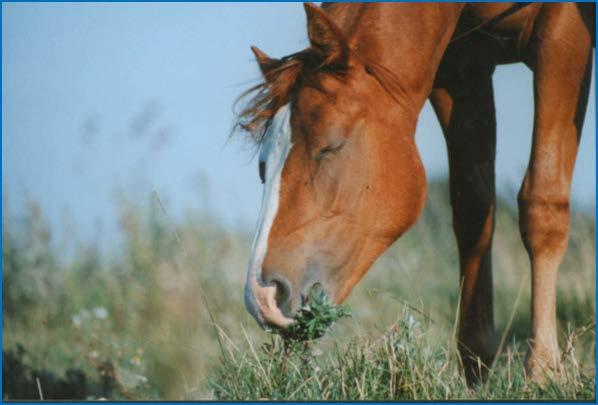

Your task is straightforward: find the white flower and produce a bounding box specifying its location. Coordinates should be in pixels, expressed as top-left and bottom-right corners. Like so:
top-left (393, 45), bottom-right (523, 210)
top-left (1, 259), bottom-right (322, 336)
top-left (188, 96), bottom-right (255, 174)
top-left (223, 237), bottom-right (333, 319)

top-left (405, 314), bottom-right (417, 329)
top-left (93, 307), bottom-right (108, 320)
top-left (72, 314), bottom-right (82, 327)
top-left (311, 348), bottom-right (323, 356)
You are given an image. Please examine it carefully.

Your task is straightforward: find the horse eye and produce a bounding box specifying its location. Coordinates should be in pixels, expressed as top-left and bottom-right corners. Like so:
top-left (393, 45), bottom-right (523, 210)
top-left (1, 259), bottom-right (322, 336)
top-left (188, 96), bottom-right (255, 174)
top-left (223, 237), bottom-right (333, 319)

top-left (259, 161), bottom-right (265, 184)
top-left (315, 142), bottom-right (345, 162)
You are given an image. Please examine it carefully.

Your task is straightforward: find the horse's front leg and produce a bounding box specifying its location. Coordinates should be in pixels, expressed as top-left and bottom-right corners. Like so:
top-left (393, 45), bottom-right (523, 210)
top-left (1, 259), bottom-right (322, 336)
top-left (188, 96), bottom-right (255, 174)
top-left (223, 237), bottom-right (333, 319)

top-left (520, 3), bottom-right (593, 380)
top-left (430, 54), bottom-right (498, 385)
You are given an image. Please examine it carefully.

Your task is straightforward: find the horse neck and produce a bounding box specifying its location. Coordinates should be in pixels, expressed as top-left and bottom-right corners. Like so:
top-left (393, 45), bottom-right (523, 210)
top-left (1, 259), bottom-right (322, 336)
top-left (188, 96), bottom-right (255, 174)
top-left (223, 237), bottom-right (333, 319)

top-left (327, 3), bottom-right (464, 112)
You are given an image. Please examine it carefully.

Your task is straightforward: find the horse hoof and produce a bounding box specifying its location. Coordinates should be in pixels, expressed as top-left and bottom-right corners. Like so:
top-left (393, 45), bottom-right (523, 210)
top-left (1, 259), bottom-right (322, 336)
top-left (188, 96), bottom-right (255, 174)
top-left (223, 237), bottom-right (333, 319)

top-left (459, 336), bottom-right (498, 386)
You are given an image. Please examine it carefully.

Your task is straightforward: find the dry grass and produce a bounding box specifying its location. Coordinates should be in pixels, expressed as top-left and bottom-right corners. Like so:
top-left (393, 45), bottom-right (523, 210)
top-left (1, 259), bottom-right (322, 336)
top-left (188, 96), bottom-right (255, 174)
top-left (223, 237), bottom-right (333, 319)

top-left (2, 181), bottom-right (595, 400)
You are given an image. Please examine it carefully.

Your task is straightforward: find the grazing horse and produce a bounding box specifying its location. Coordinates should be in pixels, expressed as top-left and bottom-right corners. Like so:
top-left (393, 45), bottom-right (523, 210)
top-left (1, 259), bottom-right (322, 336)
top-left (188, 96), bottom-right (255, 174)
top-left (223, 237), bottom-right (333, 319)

top-left (239, 2), bottom-right (594, 384)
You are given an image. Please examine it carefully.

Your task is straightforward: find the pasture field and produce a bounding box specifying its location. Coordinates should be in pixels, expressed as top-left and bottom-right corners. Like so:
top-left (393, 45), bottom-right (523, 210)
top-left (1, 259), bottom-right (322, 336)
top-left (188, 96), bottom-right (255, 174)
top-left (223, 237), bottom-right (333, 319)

top-left (2, 181), bottom-right (595, 400)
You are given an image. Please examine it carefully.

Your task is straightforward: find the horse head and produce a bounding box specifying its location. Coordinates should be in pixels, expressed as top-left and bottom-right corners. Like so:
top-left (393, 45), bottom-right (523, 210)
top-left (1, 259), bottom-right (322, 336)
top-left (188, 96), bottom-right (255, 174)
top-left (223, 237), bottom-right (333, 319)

top-left (241, 3), bottom-right (426, 329)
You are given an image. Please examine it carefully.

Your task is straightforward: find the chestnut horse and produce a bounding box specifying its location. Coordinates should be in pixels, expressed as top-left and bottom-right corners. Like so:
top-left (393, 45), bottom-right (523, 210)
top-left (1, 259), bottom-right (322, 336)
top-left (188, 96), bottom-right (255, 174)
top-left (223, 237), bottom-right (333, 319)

top-left (239, 2), bottom-right (594, 384)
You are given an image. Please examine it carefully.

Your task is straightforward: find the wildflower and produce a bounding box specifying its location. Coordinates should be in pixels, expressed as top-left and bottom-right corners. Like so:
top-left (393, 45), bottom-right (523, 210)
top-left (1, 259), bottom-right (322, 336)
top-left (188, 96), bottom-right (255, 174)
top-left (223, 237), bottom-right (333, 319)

top-left (130, 355), bottom-right (142, 366)
top-left (93, 307), bottom-right (108, 320)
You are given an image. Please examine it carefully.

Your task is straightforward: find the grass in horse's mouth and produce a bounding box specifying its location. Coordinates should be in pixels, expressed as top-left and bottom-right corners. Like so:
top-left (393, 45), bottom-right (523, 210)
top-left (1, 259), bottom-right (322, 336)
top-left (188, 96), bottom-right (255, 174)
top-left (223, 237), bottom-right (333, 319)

top-left (276, 289), bottom-right (351, 343)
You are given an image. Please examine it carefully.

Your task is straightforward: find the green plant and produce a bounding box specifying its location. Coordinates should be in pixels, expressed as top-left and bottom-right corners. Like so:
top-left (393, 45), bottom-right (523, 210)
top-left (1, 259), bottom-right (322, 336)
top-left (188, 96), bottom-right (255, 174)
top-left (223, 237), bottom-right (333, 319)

top-left (278, 288), bottom-right (351, 344)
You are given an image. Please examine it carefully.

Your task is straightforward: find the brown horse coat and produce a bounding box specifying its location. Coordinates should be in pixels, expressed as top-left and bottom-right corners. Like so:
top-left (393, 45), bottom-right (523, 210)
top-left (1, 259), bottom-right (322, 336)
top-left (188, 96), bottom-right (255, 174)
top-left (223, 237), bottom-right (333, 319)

top-left (241, 2), bottom-right (594, 384)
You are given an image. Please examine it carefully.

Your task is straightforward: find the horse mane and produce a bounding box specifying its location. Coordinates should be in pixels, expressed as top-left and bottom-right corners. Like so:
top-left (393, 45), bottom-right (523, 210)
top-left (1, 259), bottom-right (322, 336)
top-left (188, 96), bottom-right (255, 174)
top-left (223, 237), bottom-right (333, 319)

top-left (234, 48), bottom-right (404, 146)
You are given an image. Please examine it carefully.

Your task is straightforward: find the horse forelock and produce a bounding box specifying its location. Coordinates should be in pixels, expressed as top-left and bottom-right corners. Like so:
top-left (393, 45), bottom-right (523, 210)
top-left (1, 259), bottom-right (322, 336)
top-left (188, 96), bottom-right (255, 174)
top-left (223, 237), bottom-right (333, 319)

top-left (234, 48), bottom-right (348, 146)
top-left (234, 47), bottom-right (406, 148)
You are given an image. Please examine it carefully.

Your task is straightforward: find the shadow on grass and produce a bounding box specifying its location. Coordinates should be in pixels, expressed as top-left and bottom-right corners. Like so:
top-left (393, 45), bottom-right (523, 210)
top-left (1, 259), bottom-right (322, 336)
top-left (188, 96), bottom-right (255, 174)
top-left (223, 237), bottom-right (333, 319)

top-left (3, 344), bottom-right (117, 400)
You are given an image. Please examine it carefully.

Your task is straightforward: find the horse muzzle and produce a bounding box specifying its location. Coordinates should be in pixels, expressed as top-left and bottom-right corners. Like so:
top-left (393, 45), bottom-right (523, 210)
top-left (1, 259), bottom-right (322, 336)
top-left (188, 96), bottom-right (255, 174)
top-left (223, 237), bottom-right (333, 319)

top-left (244, 272), bottom-right (327, 329)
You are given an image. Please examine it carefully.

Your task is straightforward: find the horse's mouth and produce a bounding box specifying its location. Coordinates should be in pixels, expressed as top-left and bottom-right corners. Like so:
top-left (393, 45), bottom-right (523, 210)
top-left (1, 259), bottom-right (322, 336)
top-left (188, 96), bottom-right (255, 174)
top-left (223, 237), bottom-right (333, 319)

top-left (267, 283), bottom-right (351, 342)
top-left (263, 281), bottom-right (324, 325)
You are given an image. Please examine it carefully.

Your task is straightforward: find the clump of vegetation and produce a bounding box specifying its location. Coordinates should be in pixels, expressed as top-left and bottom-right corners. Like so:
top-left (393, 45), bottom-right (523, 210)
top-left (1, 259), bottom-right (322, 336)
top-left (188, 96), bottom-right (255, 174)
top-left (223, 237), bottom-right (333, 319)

top-left (278, 288), bottom-right (351, 344)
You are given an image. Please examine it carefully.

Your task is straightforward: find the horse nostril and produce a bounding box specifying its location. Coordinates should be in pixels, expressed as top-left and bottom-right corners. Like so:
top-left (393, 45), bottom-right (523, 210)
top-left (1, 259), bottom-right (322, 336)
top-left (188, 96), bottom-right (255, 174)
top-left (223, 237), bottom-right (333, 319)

top-left (311, 282), bottom-right (324, 295)
top-left (304, 282), bottom-right (324, 304)
top-left (263, 274), bottom-right (293, 315)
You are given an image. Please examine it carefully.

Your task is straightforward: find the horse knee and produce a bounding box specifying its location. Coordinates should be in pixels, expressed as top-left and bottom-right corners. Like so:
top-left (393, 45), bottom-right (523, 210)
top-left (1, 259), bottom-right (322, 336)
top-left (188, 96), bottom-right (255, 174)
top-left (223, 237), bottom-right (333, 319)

top-left (517, 190), bottom-right (570, 258)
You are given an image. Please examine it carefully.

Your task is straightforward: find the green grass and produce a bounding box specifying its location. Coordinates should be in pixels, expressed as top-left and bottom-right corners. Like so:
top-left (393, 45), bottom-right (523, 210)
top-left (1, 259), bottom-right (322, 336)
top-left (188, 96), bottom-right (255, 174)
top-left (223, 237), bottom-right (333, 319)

top-left (212, 312), bottom-right (594, 400)
top-left (2, 181), bottom-right (595, 400)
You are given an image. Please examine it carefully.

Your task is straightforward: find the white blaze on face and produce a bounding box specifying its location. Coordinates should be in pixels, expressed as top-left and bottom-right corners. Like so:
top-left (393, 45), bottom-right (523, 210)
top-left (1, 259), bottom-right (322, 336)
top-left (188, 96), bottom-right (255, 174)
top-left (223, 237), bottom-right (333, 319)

top-left (245, 104), bottom-right (295, 328)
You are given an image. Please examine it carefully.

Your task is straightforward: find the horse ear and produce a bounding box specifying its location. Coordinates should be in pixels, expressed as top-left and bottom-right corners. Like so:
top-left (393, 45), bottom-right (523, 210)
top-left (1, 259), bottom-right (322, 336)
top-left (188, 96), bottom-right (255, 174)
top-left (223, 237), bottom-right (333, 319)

top-left (251, 46), bottom-right (282, 81)
top-left (304, 2), bottom-right (349, 66)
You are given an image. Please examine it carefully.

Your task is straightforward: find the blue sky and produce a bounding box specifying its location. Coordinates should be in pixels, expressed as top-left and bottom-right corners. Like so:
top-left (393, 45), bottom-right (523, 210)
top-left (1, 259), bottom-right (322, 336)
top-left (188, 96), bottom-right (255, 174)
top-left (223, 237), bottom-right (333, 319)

top-left (2, 3), bottom-right (595, 250)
